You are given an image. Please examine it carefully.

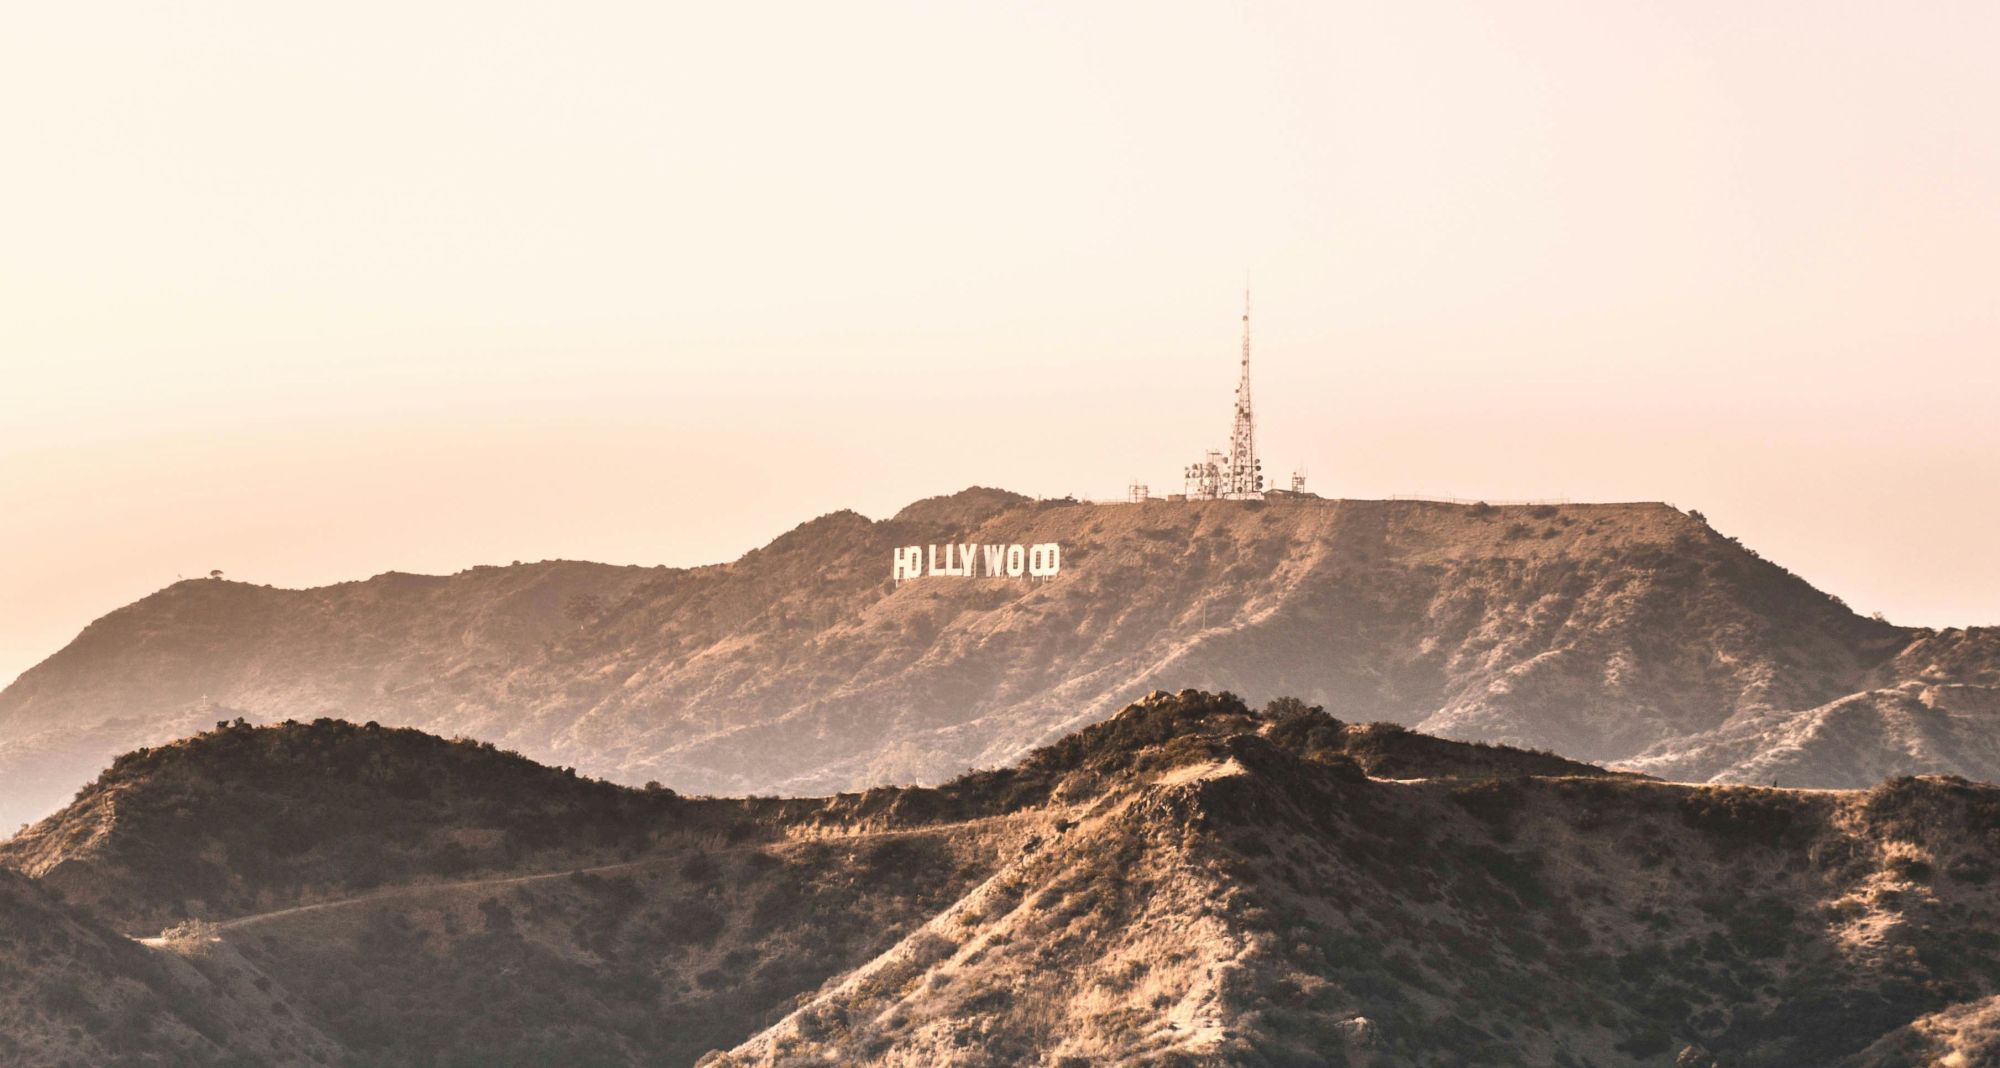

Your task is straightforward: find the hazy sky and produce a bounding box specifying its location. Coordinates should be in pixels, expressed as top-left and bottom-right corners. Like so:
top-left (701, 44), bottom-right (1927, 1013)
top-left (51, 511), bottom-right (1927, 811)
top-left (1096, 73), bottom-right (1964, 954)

top-left (2, 1), bottom-right (1996, 687)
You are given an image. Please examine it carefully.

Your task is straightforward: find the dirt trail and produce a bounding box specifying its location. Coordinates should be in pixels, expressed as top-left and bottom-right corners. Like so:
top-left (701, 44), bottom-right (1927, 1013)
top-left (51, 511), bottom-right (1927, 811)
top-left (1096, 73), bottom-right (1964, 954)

top-left (133, 813), bottom-right (1027, 944)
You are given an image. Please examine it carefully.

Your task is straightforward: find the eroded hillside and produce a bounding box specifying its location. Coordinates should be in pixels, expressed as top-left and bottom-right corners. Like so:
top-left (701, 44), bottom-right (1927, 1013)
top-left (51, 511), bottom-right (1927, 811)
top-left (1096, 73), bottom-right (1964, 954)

top-left (718, 697), bottom-right (2000, 1067)
top-left (3, 488), bottom-right (1992, 832)
top-left (0, 866), bottom-right (344, 1067)
top-left (7, 693), bottom-right (2000, 1066)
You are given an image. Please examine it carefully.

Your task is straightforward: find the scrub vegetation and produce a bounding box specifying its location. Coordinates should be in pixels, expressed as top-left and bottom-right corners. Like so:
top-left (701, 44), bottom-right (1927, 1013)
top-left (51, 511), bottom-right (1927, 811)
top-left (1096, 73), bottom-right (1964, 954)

top-left (7, 691), bottom-right (2000, 1065)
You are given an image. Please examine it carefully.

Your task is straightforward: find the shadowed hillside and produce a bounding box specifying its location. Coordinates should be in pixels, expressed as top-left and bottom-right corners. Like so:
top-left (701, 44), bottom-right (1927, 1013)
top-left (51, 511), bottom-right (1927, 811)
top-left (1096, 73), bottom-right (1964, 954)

top-left (1, 718), bottom-right (693, 931)
top-left (7, 693), bottom-right (2000, 1065)
top-left (0, 559), bottom-right (659, 831)
top-left (4, 489), bottom-right (1994, 831)
top-left (714, 696), bottom-right (2000, 1067)
top-left (0, 866), bottom-right (344, 1067)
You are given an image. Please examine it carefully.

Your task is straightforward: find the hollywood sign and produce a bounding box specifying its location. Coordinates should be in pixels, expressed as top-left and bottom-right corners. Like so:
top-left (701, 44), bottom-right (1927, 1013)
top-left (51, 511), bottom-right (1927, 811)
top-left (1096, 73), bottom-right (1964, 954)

top-left (893, 543), bottom-right (1061, 581)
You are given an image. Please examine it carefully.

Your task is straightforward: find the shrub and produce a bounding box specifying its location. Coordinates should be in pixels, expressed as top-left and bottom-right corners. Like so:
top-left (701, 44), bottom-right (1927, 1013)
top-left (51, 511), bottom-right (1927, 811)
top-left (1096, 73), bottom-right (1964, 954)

top-left (1679, 790), bottom-right (1794, 850)
top-left (159, 919), bottom-right (221, 957)
top-left (1452, 779), bottom-right (1526, 824)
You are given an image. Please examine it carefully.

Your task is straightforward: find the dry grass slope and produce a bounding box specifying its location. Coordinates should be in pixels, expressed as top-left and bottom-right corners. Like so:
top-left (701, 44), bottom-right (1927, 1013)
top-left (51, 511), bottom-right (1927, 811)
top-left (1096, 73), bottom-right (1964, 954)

top-left (12, 692), bottom-right (1999, 1065)
top-left (8, 489), bottom-right (1987, 834)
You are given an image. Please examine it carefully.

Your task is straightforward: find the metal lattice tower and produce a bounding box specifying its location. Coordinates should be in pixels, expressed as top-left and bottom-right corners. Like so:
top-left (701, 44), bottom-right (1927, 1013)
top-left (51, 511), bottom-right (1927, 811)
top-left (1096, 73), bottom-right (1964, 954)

top-left (1223, 289), bottom-right (1263, 498)
top-left (1181, 290), bottom-right (1266, 500)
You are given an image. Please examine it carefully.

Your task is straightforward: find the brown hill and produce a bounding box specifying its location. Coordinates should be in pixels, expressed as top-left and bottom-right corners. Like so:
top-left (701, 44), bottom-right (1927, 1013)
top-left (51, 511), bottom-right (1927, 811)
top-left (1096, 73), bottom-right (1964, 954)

top-left (0, 717), bottom-right (696, 932)
top-left (710, 695), bottom-right (2000, 1067)
top-left (1849, 994), bottom-right (2000, 1067)
top-left (1, 716), bottom-right (1035, 1066)
top-left (0, 865), bottom-right (344, 1067)
top-left (0, 558), bottom-right (658, 832)
top-left (2, 489), bottom-right (1992, 830)
top-left (1624, 627), bottom-right (2000, 785)
top-left (9, 692), bottom-right (2000, 1066)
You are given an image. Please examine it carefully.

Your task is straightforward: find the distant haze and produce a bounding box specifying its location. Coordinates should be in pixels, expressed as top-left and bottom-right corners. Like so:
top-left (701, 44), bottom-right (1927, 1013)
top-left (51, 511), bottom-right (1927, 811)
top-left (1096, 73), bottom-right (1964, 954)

top-left (3, 1), bottom-right (1996, 687)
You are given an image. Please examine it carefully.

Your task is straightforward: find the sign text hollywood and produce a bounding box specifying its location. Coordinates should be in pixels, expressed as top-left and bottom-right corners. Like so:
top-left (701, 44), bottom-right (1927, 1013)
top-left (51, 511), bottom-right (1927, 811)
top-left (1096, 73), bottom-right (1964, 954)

top-left (892, 543), bottom-right (1061, 581)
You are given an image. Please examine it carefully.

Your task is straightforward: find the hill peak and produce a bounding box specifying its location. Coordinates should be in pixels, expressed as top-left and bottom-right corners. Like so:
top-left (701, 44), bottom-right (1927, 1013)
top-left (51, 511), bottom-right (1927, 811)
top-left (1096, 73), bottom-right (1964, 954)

top-left (10, 693), bottom-right (2000, 1066)
top-left (3, 715), bottom-right (686, 929)
top-left (0, 490), bottom-right (1980, 835)
top-left (890, 485), bottom-right (1033, 527)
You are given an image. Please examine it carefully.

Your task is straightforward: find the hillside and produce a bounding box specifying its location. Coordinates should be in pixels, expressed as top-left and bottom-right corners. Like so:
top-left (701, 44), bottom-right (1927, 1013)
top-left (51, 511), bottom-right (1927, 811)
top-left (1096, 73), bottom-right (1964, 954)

top-left (0, 866), bottom-right (344, 1067)
top-left (3, 488), bottom-right (1994, 830)
top-left (0, 718), bottom-right (695, 931)
top-left (0, 558), bottom-right (659, 832)
top-left (0, 717), bottom-right (1033, 1066)
top-left (710, 694), bottom-right (2000, 1066)
top-left (8, 693), bottom-right (2000, 1065)
top-left (1625, 628), bottom-right (2000, 785)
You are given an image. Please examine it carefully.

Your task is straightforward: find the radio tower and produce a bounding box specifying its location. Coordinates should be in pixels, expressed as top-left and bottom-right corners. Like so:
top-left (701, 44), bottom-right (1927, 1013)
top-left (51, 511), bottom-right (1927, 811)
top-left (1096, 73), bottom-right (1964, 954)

top-left (1224, 289), bottom-right (1263, 498)
top-left (1181, 289), bottom-right (1266, 500)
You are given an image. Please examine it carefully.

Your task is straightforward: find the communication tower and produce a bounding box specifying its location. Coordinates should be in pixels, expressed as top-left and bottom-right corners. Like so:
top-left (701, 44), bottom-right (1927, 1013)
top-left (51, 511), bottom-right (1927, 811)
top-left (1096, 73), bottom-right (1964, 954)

top-left (1183, 291), bottom-right (1264, 500)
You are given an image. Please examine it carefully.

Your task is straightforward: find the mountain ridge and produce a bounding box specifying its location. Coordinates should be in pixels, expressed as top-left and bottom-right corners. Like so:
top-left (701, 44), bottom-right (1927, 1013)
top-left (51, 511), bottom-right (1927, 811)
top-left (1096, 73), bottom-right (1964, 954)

top-left (9, 692), bottom-right (2000, 1065)
top-left (1, 489), bottom-right (1991, 832)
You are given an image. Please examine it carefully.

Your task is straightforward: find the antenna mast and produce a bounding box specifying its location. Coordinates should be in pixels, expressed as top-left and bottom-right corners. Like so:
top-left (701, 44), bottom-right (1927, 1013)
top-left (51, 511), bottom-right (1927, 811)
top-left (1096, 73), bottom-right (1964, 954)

top-left (1224, 288), bottom-right (1262, 498)
top-left (1181, 287), bottom-right (1266, 500)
